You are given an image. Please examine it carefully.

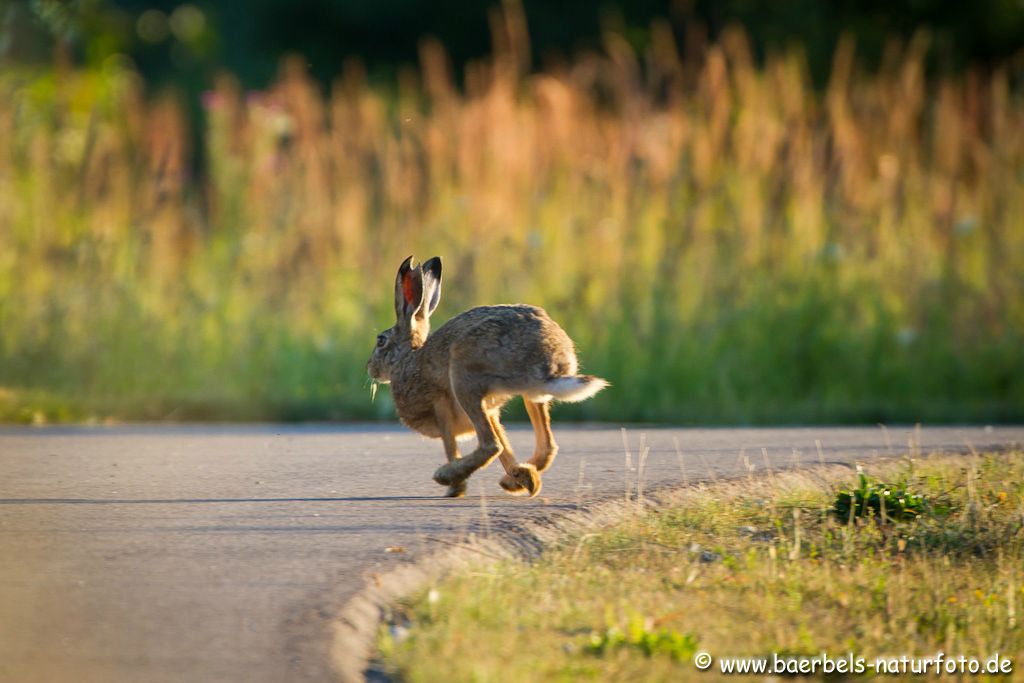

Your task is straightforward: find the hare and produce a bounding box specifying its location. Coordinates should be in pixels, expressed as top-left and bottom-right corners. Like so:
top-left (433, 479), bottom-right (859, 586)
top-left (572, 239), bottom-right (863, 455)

top-left (367, 256), bottom-right (607, 498)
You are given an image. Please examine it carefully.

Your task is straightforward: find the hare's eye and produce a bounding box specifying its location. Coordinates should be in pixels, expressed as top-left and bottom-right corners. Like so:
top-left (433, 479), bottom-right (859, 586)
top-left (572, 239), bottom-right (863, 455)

top-left (376, 334), bottom-right (387, 348)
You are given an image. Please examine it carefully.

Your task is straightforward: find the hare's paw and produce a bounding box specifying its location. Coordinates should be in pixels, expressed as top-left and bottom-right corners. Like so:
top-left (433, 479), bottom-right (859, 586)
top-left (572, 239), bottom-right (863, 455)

top-left (505, 463), bottom-right (541, 498)
top-left (499, 473), bottom-right (529, 496)
top-left (444, 479), bottom-right (468, 498)
top-left (433, 462), bottom-right (461, 486)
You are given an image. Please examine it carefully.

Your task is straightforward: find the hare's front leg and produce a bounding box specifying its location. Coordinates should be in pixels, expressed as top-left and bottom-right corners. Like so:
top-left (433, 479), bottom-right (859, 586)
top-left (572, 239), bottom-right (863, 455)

top-left (435, 403), bottom-right (467, 498)
top-left (500, 399), bottom-right (557, 494)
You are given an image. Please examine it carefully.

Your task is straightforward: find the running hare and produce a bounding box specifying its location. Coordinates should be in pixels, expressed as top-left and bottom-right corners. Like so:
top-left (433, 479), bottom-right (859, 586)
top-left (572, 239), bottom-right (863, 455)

top-left (367, 256), bottom-right (607, 497)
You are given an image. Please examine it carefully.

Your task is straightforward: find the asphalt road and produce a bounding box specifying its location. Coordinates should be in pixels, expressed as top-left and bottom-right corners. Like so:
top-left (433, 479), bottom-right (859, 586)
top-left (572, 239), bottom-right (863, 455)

top-left (1, 424), bottom-right (1021, 683)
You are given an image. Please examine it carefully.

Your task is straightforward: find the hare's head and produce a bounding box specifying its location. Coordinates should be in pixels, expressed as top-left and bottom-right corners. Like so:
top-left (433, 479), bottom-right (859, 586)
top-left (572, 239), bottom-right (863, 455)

top-left (367, 255), bottom-right (442, 382)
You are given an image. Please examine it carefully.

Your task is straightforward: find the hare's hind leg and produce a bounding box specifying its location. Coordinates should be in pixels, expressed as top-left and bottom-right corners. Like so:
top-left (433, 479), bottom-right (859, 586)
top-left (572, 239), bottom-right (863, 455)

top-left (524, 400), bottom-right (558, 472)
top-left (431, 387), bottom-right (503, 485)
top-left (500, 399), bottom-right (556, 493)
top-left (433, 385), bottom-right (540, 497)
top-left (491, 411), bottom-right (541, 497)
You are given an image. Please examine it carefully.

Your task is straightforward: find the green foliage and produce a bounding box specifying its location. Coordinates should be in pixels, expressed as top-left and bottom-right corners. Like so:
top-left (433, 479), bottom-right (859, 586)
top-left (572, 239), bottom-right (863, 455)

top-left (1, 24), bottom-right (1023, 424)
top-left (585, 614), bottom-right (699, 661)
top-left (9, 0), bottom-right (1023, 88)
top-left (832, 471), bottom-right (930, 523)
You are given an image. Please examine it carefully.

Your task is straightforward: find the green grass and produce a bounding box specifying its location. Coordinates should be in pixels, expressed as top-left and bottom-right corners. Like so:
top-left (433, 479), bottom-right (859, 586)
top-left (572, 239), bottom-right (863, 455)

top-left (1, 22), bottom-right (1022, 423)
top-left (377, 452), bottom-right (1024, 681)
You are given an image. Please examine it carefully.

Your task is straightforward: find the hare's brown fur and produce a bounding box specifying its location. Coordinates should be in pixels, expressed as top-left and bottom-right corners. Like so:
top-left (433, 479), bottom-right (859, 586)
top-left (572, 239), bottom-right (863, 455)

top-left (367, 256), bottom-right (607, 497)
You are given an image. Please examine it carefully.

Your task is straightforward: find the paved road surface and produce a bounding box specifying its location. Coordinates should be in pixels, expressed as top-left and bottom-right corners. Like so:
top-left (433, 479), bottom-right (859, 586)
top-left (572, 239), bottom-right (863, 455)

top-left (1, 424), bottom-right (1021, 682)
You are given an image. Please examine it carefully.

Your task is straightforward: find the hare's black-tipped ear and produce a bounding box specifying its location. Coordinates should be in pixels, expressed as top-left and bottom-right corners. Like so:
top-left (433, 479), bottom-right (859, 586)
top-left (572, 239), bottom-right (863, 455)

top-left (420, 256), bottom-right (443, 317)
top-left (394, 255), bottom-right (423, 321)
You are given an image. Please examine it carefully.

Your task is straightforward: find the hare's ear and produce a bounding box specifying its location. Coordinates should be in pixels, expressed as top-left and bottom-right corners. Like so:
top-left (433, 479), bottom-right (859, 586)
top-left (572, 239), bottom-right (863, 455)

top-left (394, 255), bottom-right (424, 322)
top-left (418, 256), bottom-right (442, 318)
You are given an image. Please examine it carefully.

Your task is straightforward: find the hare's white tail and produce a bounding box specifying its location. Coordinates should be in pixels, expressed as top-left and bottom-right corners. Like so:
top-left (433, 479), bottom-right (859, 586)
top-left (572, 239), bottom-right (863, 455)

top-left (526, 375), bottom-right (609, 403)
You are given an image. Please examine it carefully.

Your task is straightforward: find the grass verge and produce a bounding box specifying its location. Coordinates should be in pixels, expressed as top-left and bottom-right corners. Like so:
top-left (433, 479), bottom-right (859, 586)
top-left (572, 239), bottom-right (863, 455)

top-left (376, 451), bottom-right (1023, 681)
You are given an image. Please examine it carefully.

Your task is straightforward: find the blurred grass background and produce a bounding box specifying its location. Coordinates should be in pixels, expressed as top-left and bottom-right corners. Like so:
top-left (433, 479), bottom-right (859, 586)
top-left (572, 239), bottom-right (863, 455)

top-left (0, 2), bottom-right (1022, 424)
